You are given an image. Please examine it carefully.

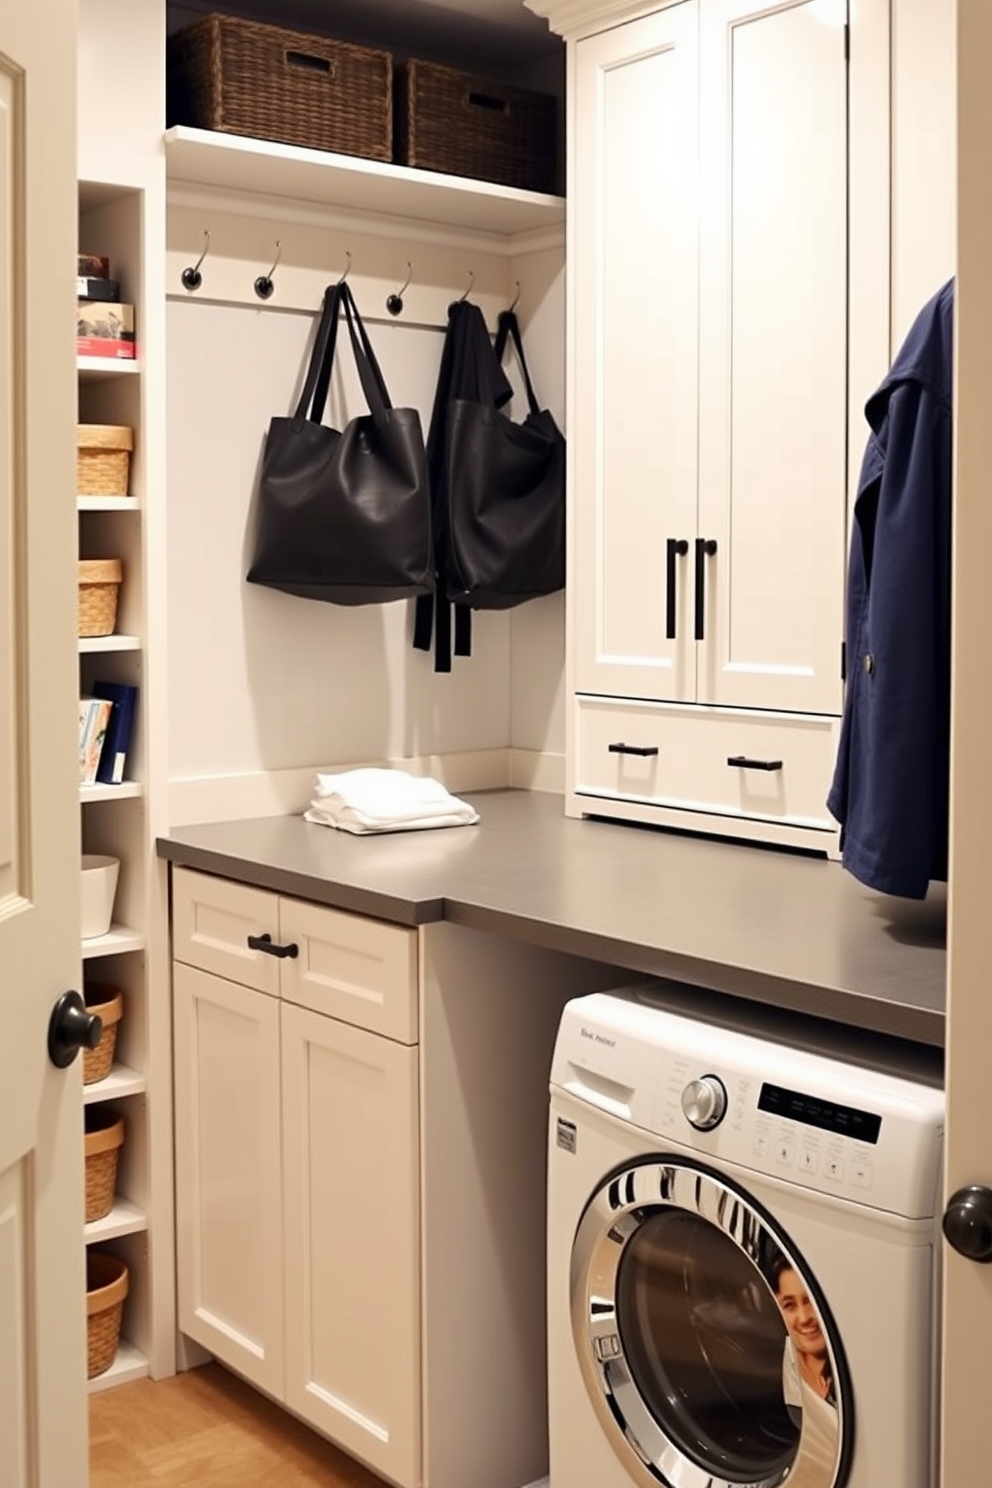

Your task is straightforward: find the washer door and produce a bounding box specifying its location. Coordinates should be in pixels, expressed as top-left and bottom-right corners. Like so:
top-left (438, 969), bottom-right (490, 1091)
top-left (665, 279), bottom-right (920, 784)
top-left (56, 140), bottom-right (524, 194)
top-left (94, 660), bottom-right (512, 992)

top-left (571, 1157), bottom-right (852, 1488)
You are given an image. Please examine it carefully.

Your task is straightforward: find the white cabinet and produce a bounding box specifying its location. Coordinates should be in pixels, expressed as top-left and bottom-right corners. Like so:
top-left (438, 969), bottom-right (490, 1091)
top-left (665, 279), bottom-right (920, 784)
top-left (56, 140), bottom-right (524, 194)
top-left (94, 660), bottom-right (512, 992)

top-left (172, 866), bottom-right (419, 1487)
top-left (281, 1002), bottom-right (420, 1482)
top-left (558, 0), bottom-right (889, 849)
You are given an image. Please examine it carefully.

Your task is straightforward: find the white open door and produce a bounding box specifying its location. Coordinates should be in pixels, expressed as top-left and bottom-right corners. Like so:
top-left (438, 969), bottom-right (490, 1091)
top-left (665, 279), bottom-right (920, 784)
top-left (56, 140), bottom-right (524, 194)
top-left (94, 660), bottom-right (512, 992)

top-left (942, 1), bottom-right (992, 1479)
top-left (0, 2), bottom-right (89, 1486)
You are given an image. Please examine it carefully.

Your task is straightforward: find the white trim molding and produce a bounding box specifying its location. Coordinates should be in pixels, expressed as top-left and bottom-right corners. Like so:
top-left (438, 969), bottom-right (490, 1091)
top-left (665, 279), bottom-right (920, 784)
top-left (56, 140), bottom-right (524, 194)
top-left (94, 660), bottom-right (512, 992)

top-left (525, 0), bottom-right (682, 39)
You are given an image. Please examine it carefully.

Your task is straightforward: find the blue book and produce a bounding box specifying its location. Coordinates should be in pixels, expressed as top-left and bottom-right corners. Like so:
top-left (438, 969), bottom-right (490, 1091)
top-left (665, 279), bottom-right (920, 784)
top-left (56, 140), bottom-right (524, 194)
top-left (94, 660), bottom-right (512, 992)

top-left (92, 681), bottom-right (138, 785)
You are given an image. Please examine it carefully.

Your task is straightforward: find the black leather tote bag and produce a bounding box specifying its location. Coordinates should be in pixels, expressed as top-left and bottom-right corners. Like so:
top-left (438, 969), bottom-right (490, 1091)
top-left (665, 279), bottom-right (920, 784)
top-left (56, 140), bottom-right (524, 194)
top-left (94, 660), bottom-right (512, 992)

top-left (247, 282), bottom-right (433, 605)
top-left (444, 307), bottom-right (565, 610)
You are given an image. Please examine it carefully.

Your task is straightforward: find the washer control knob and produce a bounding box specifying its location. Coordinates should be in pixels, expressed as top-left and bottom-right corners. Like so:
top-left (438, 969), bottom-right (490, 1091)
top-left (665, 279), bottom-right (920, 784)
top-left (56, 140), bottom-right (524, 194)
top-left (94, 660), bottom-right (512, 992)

top-left (681, 1075), bottom-right (728, 1131)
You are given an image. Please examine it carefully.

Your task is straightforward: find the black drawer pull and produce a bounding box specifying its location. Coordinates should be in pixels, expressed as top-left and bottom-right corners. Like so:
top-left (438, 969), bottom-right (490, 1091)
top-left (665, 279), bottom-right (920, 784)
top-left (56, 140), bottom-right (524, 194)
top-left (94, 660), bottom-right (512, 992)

top-left (609, 742), bottom-right (660, 758)
top-left (694, 538), bottom-right (718, 641)
top-left (666, 538), bottom-right (689, 639)
top-left (727, 755), bottom-right (783, 772)
top-left (247, 933), bottom-right (300, 959)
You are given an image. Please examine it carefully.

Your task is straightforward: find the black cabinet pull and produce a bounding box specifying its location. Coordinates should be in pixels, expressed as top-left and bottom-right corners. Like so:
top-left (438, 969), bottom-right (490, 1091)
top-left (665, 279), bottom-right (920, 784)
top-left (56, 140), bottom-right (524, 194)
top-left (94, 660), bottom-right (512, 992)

top-left (694, 538), bottom-right (718, 641)
top-left (247, 932), bottom-right (300, 959)
top-left (609, 742), bottom-right (660, 758)
top-left (727, 755), bottom-right (783, 772)
top-left (666, 538), bottom-right (689, 639)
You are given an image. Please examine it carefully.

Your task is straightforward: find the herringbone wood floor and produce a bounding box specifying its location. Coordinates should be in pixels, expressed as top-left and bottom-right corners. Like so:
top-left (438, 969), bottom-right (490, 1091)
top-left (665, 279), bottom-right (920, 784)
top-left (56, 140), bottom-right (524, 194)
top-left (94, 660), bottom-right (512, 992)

top-left (89, 1362), bottom-right (388, 1487)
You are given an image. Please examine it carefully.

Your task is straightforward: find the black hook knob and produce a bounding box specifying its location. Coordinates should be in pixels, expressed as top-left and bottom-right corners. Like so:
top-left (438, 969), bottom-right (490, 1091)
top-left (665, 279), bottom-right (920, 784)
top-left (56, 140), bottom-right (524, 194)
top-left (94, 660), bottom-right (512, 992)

top-left (943, 1185), bottom-right (992, 1262)
top-left (47, 991), bottom-right (103, 1069)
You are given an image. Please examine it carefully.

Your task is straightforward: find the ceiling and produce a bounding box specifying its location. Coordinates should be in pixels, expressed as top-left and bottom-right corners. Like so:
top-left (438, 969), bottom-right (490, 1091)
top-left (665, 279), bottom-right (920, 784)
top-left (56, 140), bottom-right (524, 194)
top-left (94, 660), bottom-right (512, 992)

top-left (169, 0), bottom-right (561, 68)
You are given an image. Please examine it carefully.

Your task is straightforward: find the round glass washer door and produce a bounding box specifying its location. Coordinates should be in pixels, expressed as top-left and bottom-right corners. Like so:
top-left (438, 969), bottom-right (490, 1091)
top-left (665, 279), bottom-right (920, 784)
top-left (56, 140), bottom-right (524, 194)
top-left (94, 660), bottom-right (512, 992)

top-left (570, 1157), bottom-right (853, 1488)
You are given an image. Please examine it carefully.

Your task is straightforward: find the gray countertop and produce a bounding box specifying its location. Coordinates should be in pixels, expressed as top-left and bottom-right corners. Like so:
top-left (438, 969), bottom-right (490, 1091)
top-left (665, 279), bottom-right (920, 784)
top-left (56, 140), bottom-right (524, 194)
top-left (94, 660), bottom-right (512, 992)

top-left (157, 789), bottom-right (947, 1047)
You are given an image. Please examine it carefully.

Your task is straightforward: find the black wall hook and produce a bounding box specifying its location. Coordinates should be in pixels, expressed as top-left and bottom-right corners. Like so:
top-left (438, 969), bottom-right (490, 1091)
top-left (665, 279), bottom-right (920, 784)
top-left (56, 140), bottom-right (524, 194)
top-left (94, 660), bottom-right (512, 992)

top-left (254, 240), bottom-right (282, 300)
top-left (507, 280), bottom-right (521, 313)
top-left (337, 250), bottom-right (352, 285)
top-left (458, 269), bottom-right (475, 303)
top-left (182, 230), bottom-right (210, 292)
top-left (386, 261), bottom-right (413, 316)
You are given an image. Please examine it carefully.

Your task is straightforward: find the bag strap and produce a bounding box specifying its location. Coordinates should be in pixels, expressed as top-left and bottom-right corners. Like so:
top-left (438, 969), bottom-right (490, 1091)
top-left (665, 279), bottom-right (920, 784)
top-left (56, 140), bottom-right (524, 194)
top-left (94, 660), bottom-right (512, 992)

top-left (338, 282), bottom-right (394, 424)
top-left (494, 309), bottom-right (540, 415)
top-left (294, 285), bottom-right (342, 422)
top-left (294, 282), bottom-right (397, 428)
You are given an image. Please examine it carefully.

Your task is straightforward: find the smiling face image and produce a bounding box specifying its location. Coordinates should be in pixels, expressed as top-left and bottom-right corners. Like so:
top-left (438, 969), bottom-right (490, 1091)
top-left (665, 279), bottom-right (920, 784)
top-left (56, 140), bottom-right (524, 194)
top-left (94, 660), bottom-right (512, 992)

top-left (774, 1266), bottom-right (826, 1359)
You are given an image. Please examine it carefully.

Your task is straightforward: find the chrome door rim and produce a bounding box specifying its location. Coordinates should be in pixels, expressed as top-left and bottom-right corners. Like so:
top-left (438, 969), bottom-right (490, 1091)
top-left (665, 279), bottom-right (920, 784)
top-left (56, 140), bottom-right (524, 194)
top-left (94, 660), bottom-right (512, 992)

top-left (570, 1156), bottom-right (852, 1488)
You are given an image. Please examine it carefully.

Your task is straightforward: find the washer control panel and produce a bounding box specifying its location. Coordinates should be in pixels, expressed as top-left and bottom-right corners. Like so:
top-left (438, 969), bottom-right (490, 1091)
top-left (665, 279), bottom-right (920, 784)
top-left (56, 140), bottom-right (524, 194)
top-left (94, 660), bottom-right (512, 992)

top-left (551, 991), bottom-right (945, 1219)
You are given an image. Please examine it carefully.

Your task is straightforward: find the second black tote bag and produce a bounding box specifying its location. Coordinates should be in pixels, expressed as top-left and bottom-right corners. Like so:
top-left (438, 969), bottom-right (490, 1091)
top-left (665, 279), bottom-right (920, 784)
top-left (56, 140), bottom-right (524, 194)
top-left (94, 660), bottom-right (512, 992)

top-left (247, 282), bottom-right (433, 605)
top-left (444, 307), bottom-right (565, 610)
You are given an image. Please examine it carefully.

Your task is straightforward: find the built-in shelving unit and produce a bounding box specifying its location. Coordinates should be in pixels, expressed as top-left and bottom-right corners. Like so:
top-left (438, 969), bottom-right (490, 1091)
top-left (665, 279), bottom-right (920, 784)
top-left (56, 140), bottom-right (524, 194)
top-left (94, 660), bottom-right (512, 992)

top-left (164, 124), bottom-right (565, 238)
top-left (77, 0), bottom-right (171, 1394)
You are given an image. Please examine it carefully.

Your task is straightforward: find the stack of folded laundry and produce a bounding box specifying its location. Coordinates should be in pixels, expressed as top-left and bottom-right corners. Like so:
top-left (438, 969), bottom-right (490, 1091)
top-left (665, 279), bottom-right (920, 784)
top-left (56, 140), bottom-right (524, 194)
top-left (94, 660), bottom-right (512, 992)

top-left (304, 768), bottom-right (480, 835)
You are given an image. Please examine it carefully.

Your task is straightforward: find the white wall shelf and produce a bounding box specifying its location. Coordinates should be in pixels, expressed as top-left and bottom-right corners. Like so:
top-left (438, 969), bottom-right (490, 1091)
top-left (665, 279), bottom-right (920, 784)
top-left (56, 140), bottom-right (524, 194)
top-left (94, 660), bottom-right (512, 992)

top-left (80, 782), bottom-right (143, 803)
top-left (81, 925), bottom-right (145, 960)
top-left (77, 356), bottom-right (140, 381)
top-left (82, 1063), bottom-right (147, 1105)
top-left (77, 496), bottom-right (140, 512)
top-left (78, 635), bottom-right (141, 653)
top-left (164, 125), bottom-right (566, 241)
top-left (87, 1339), bottom-right (149, 1395)
top-left (85, 1199), bottom-right (147, 1244)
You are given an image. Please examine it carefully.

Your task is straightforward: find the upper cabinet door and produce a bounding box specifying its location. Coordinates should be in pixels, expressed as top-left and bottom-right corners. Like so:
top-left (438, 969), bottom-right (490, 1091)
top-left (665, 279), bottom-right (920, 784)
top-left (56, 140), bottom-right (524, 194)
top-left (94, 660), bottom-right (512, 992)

top-left (697, 0), bottom-right (848, 715)
top-left (573, 2), bottom-right (700, 703)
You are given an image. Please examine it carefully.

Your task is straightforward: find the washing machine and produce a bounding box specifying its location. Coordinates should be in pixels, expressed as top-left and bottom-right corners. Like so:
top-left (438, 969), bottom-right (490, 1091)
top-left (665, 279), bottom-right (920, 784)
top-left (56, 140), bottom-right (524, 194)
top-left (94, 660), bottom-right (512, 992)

top-left (547, 985), bottom-right (945, 1488)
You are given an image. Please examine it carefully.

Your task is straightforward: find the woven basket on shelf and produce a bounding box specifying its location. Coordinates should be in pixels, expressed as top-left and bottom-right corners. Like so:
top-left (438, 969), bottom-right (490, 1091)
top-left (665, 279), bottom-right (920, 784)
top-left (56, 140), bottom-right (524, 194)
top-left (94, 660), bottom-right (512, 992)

top-left (77, 559), bottom-right (122, 638)
top-left (77, 425), bottom-right (133, 498)
top-left (86, 1250), bottom-right (129, 1379)
top-left (167, 13), bottom-right (393, 161)
top-left (82, 984), bottom-right (124, 1086)
top-left (395, 59), bottom-right (557, 195)
top-left (84, 1108), bottom-right (125, 1224)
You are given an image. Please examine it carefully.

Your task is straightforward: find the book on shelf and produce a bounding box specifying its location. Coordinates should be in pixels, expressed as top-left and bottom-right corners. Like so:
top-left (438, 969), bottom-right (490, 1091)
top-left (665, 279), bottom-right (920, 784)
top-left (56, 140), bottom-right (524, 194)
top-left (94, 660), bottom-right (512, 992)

top-left (79, 697), bottom-right (112, 785)
top-left (92, 681), bottom-right (139, 786)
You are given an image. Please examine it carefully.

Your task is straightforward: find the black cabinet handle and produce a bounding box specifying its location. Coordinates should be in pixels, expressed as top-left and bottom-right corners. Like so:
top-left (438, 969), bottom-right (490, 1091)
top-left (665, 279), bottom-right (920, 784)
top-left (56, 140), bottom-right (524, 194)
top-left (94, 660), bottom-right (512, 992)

top-left (727, 756), bottom-right (783, 772)
top-left (666, 538), bottom-right (689, 639)
top-left (247, 933), bottom-right (299, 959)
top-left (694, 538), bottom-right (717, 641)
top-left (609, 742), bottom-right (660, 758)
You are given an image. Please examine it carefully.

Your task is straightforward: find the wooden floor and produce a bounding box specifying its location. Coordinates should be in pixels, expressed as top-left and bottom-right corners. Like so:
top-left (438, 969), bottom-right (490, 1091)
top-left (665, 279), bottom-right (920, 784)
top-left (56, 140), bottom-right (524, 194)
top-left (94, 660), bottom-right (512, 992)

top-left (89, 1363), bottom-right (388, 1488)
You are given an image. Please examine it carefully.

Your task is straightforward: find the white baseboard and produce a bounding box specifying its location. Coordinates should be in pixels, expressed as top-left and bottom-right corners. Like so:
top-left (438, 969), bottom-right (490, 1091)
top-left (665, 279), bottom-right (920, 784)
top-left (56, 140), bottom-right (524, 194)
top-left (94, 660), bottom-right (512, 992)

top-left (168, 748), bottom-right (564, 827)
top-left (509, 747), bottom-right (565, 794)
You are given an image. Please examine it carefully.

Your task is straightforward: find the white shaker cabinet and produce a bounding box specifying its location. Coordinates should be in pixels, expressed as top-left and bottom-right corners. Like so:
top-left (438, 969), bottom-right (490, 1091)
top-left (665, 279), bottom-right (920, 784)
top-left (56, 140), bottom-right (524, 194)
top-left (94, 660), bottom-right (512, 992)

top-left (172, 866), bottom-right (420, 1488)
top-left (281, 1001), bottom-right (420, 1482)
top-left (557, 0), bottom-right (890, 850)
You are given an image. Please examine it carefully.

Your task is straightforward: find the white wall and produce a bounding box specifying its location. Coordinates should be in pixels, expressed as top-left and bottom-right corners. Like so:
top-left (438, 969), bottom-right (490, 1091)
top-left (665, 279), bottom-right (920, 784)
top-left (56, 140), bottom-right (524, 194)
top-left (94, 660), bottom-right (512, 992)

top-left (166, 297), bottom-right (516, 806)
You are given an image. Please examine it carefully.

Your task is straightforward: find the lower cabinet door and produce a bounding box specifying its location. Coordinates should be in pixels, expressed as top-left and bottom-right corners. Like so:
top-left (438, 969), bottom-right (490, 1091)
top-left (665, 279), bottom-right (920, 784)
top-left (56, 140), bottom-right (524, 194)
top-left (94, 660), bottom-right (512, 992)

top-left (173, 963), bottom-right (284, 1396)
top-left (281, 1003), bottom-right (421, 1488)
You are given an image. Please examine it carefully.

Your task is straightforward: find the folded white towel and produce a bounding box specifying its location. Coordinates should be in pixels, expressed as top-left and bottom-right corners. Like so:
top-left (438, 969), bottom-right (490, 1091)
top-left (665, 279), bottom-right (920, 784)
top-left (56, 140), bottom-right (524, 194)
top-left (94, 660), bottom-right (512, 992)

top-left (304, 768), bottom-right (480, 835)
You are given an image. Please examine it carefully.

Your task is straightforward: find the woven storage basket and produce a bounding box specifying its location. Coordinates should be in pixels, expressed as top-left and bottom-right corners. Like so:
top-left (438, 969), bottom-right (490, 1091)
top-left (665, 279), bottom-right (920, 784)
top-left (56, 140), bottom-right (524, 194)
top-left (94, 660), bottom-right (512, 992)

top-left (167, 13), bottom-right (393, 160)
top-left (82, 984), bottom-right (124, 1086)
top-left (77, 425), bottom-right (133, 498)
top-left (78, 558), bottom-right (122, 638)
top-left (86, 1251), bottom-right (128, 1379)
top-left (84, 1108), bottom-right (125, 1224)
top-left (395, 60), bottom-right (557, 195)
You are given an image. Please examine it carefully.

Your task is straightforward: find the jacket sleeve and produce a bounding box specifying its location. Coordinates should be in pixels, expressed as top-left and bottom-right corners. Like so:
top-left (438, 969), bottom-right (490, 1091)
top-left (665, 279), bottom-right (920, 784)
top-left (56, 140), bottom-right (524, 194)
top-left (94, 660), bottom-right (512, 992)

top-left (834, 380), bottom-right (952, 898)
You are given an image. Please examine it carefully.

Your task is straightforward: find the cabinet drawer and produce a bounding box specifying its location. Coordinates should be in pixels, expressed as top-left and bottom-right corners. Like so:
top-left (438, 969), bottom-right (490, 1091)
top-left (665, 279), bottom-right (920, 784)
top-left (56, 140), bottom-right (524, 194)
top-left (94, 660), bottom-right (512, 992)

top-left (172, 867), bottom-right (280, 996)
top-left (279, 898), bottom-right (418, 1045)
top-left (575, 697), bottom-right (838, 830)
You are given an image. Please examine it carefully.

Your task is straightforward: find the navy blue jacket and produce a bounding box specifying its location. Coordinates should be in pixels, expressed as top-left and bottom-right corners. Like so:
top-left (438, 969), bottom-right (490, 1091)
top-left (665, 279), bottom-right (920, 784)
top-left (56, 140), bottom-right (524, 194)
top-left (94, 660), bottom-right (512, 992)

top-left (827, 280), bottom-right (953, 899)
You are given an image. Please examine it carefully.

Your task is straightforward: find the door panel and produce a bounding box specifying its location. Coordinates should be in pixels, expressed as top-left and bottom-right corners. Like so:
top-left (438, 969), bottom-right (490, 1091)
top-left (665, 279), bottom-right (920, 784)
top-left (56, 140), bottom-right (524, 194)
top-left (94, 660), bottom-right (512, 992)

top-left (698, 0), bottom-right (847, 714)
top-left (573, 3), bottom-right (699, 702)
top-left (0, 1), bottom-right (86, 1483)
top-left (173, 964), bottom-right (284, 1397)
top-left (282, 1003), bottom-right (420, 1488)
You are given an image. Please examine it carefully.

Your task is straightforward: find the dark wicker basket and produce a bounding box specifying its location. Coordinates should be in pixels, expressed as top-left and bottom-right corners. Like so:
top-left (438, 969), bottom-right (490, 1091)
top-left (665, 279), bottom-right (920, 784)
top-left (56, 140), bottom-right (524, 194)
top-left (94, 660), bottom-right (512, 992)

top-left (395, 60), bottom-right (557, 195)
top-left (167, 13), bottom-right (393, 161)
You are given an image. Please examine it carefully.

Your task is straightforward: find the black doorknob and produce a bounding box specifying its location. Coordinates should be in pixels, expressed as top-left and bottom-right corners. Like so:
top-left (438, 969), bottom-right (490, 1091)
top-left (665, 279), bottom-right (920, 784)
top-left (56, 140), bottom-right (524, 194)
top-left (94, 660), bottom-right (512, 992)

top-left (47, 991), bottom-right (103, 1069)
top-left (942, 1185), bottom-right (992, 1262)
